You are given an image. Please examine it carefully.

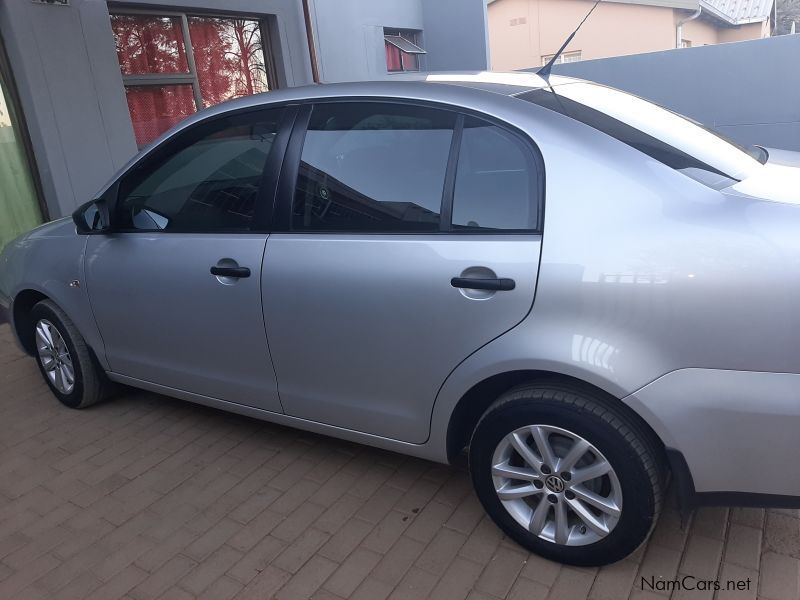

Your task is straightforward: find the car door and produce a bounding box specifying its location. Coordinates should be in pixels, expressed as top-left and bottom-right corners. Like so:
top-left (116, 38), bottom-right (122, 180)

top-left (262, 102), bottom-right (544, 442)
top-left (85, 106), bottom-right (293, 412)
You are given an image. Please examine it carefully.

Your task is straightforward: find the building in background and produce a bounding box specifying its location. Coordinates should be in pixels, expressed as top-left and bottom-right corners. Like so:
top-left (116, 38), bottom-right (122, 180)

top-left (0, 0), bottom-right (488, 247)
top-left (488, 0), bottom-right (773, 71)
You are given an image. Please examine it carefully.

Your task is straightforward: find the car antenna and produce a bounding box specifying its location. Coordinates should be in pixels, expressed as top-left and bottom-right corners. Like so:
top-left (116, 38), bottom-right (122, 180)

top-left (538, 0), bottom-right (602, 81)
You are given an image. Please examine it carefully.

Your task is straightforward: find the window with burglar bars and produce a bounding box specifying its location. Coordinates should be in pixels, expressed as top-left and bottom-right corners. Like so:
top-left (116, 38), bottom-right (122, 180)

top-left (110, 11), bottom-right (277, 147)
top-left (540, 50), bottom-right (582, 66)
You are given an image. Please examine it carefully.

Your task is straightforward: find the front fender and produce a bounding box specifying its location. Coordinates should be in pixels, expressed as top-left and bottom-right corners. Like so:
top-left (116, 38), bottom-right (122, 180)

top-left (0, 220), bottom-right (108, 369)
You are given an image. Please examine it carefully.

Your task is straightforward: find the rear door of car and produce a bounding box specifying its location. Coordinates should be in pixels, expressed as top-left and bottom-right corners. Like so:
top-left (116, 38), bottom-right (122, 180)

top-left (262, 100), bottom-right (544, 443)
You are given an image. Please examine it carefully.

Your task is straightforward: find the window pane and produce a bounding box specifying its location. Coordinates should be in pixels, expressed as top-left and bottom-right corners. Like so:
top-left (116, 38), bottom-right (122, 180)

top-left (125, 84), bottom-right (197, 147)
top-left (519, 87), bottom-right (742, 189)
top-left (401, 51), bottom-right (419, 72)
top-left (117, 109), bottom-right (282, 232)
top-left (552, 83), bottom-right (760, 180)
top-left (293, 103), bottom-right (455, 232)
top-left (110, 15), bottom-right (189, 75)
top-left (452, 118), bottom-right (537, 231)
top-left (188, 17), bottom-right (270, 108)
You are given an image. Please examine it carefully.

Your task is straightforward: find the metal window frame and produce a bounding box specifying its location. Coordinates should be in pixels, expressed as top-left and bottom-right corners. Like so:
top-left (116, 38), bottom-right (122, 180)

top-left (383, 35), bottom-right (425, 55)
top-left (109, 6), bottom-right (278, 116)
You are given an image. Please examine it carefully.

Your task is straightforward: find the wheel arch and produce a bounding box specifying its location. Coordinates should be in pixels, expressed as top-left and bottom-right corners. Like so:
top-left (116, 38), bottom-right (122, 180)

top-left (11, 288), bottom-right (50, 355)
top-left (444, 369), bottom-right (668, 467)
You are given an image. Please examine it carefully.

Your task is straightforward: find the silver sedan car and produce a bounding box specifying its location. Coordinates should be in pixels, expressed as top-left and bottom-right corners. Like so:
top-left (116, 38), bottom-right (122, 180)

top-left (2, 72), bottom-right (798, 566)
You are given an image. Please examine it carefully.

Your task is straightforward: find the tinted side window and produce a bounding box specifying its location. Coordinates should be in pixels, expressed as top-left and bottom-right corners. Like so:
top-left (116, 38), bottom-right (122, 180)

top-left (519, 88), bottom-right (737, 190)
top-left (292, 102), bottom-right (456, 232)
top-left (452, 117), bottom-right (538, 231)
top-left (116, 108), bottom-right (283, 232)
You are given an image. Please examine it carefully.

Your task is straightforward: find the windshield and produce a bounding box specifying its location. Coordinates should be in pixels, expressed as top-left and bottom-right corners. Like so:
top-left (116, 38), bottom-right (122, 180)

top-left (519, 82), bottom-right (766, 189)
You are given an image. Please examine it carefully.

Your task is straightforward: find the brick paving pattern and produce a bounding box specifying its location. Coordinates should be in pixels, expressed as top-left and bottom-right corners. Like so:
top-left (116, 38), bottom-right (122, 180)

top-left (0, 324), bottom-right (796, 599)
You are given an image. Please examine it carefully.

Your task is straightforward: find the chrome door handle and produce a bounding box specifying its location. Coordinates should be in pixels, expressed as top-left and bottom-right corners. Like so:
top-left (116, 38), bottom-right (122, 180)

top-left (451, 277), bottom-right (515, 291)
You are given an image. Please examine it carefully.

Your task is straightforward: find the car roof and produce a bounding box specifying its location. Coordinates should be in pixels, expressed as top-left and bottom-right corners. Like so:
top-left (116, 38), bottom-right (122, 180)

top-left (389, 72), bottom-right (580, 96)
top-left (177, 72), bottom-right (581, 128)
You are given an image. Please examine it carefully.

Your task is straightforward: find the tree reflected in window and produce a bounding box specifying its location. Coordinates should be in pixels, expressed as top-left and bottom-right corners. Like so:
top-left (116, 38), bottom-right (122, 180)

top-left (188, 18), bottom-right (269, 107)
top-left (111, 13), bottom-right (273, 146)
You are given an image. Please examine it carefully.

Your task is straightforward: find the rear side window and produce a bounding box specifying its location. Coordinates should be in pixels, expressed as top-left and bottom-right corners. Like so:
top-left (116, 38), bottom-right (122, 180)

top-left (116, 108), bottom-right (283, 232)
top-left (519, 85), bottom-right (762, 189)
top-left (452, 117), bottom-right (538, 231)
top-left (292, 102), bottom-right (456, 232)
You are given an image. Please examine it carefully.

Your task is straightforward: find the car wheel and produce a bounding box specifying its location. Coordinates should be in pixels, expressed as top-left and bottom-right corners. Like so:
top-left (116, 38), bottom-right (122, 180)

top-left (30, 299), bottom-right (110, 409)
top-left (469, 382), bottom-right (665, 566)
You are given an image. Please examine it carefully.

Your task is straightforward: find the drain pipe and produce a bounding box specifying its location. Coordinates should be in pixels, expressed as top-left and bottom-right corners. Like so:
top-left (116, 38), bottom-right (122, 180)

top-left (301, 0), bottom-right (321, 83)
top-left (677, 7), bottom-right (702, 48)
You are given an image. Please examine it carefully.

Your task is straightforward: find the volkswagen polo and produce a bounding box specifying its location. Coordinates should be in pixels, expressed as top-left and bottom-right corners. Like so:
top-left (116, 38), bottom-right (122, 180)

top-left (2, 72), bottom-right (799, 566)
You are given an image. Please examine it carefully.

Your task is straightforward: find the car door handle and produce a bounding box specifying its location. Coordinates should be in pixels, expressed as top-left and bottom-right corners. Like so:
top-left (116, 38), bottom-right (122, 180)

top-left (210, 266), bottom-right (251, 278)
top-left (451, 277), bottom-right (516, 291)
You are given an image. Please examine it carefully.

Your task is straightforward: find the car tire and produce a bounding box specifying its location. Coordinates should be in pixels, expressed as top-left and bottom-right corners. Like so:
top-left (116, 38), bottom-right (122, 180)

top-left (469, 382), bottom-right (665, 566)
top-left (30, 299), bottom-right (110, 409)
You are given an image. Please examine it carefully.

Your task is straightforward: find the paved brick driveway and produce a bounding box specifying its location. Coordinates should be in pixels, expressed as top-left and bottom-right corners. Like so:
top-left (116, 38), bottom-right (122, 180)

top-left (0, 324), bottom-right (797, 600)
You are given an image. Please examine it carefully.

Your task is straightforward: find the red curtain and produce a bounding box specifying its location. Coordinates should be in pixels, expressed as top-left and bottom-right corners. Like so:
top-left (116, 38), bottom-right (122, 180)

top-left (125, 85), bottom-right (195, 146)
top-left (401, 51), bottom-right (418, 72)
top-left (385, 43), bottom-right (402, 71)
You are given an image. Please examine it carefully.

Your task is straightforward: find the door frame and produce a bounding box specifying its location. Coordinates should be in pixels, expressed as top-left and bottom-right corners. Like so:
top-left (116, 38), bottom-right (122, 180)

top-left (0, 31), bottom-right (49, 221)
top-left (101, 102), bottom-right (299, 233)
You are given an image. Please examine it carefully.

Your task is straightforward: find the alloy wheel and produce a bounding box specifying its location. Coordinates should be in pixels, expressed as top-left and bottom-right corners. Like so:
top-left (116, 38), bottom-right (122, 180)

top-left (35, 319), bottom-right (75, 395)
top-left (491, 424), bottom-right (622, 546)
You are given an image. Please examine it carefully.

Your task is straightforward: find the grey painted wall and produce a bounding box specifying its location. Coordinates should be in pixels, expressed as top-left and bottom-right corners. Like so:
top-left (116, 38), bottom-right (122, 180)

top-left (0, 0), bottom-right (312, 219)
top-left (422, 0), bottom-right (490, 72)
top-left (309, 0), bottom-right (424, 82)
top-left (308, 0), bottom-right (489, 82)
top-left (548, 35), bottom-right (800, 151)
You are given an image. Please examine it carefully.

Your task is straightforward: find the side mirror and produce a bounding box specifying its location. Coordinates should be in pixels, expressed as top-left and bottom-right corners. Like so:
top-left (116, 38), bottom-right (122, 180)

top-left (73, 199), bottom-right (110, 235)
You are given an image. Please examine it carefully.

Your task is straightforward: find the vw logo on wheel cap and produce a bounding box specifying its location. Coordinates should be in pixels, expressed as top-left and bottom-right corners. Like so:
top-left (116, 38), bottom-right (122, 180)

top-left (545, 475), bottom-right (565, 493)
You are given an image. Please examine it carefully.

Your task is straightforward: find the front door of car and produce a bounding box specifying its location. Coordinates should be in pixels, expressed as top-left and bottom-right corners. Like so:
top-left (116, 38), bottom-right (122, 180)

top-left (85, 106), bottom-right (293, 412)
top-left (262, 102), bottom-right (543, 443)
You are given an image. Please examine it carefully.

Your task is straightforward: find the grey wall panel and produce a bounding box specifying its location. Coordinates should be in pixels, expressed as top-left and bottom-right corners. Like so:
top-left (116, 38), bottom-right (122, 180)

top-left (546, 35), bottom-right (800, 151)
top-left (308, 0), bottom-right (488, 82)
top-left (309, 0), bottom-right (425, 82)
top-left (422, 0), bottom-right (489, 72)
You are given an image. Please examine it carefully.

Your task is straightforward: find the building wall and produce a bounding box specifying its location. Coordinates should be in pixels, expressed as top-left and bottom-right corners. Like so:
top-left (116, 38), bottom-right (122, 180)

top-left (488, 0), bottom-right (769, 70)
top-left (308, 0), bottom-right (488, 82)
top-left (0, 0), bottom-right (312, 219)
top-left (682, 16), bottom-right (768, 45)
top-left (550, 34), bottom-right (800, 151)
top-left (681, 16), bottom-right (723, 45)
top-left (421, 0), bottom-right (490, 72)
top-left (309, 0), bottom-right (424, 82)
top-left (718, 20), bottom-right (769, 42)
